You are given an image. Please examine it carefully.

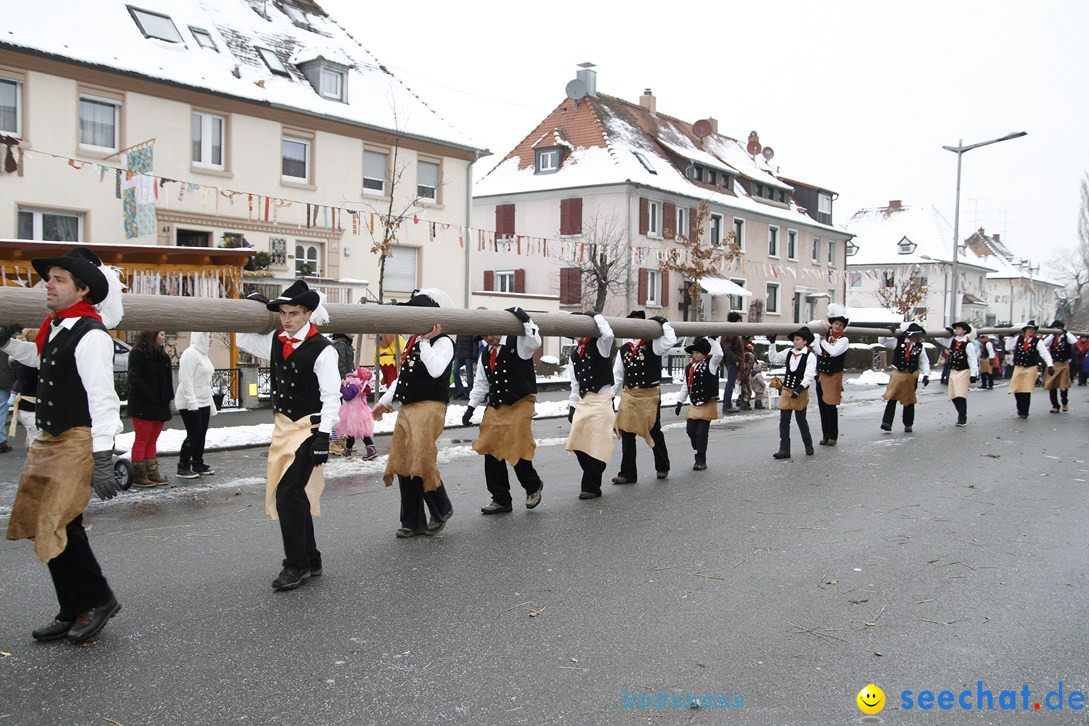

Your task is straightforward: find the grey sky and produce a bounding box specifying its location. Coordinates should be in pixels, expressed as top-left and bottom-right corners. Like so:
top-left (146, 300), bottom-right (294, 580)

top-left (322, 0), bottom-right (1086, 275)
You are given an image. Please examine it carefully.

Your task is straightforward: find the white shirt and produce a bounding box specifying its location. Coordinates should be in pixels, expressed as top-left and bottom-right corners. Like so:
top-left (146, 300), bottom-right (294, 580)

top-left (878, 336), bottom-right (932, 378)
top-left (767, 344), bottom-right (818, 390)
top-left (377, 335), bottom-right (455, 408)
top-left (237, 323), bottom-right (341, 433)
top-left (566, 314), bottom-right (617, 405)
top-left (941, 335), bottom-right (982, 377)
top-left (1003, 335), bottom-right (1054, 368)
top-left (467, 321), bottom-right (542, 408)
top-left (1042, 332), bottom-right (1078, 350)
top-left (676, 337), bottom-right (725, 404)
top-left (813, 332), bottom-right (849, 358)
top-left (3, 320), bottom-right (122, 452)
top-left (611, 322), bottom-right (677, 395)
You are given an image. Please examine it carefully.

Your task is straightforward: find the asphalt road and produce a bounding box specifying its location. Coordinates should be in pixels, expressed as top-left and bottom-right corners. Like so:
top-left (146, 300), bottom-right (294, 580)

top-left (1, 381), bottom-right (1087, 725)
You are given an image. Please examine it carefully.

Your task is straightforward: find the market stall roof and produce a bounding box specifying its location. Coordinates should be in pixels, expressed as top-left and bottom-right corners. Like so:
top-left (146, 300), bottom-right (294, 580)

top-left (699, 276), bottom-right (752, 297)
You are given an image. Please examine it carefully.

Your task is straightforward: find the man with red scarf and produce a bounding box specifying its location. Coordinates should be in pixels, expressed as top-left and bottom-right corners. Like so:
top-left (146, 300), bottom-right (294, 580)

top-left (812, 305), bottom-right (850, 446)
top-left (565, 311), bottom-right (619, 498)
top-left (1, 246), bottom-right (123, 644)
top-left (1004, 320), bottom-right (1053, 419)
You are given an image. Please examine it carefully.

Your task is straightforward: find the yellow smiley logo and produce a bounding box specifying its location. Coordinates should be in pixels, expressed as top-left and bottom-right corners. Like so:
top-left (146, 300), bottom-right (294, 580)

top-left (857, 684), bottom-right (885, 714)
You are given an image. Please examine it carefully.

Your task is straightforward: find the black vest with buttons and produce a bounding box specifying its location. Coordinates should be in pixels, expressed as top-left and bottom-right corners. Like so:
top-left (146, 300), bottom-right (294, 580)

top-left (1012, 336), bottom-right (1040, 367)
top-left (36, 316), bottom-right (105, 436)
top-left (394, 335), bottom-right (452, 405)
top-left (270, 331), bottom-right (330, 420)
top-left (685, 360), bottom-right (719, 406)
top-left (572, 340), bottom-right (614, 399)
top-left (892, 338), bottom-right (925, 373)
top-left (948, 339), bottom-right (970, 371)
top-left (782, 351), bottom-right (811, 390)
top-left (621, 340), bottom-right (662, 389)
top-left (482, 338), bottom-right (536, 407)
top-left (816, 335), bottom-right (847, 374)
top-left (1050, 334), bottom-right (1072, 362)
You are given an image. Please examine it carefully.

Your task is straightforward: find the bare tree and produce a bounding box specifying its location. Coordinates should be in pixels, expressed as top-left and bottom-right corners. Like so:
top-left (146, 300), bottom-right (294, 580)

top-left (659, 202), bottom-right (740, 321)
top-left (875, 264), bottom-right (929, 318)
top-left (1049, 171), bottom-right (1089, 326)
top-left (360, 136), bottom-right (425, 302)
top-left (567, 212), bottom-right (629, 311)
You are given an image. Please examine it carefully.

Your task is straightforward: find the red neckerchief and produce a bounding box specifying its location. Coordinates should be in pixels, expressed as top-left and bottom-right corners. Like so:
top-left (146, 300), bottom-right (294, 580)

top-left (277, 323), bottom-right (319, 359)
top-left (489, 345), bottom-right (499, 371)
top-left (577, 337), bottom-right (591, 358)
top-left (687, 361), bottom-right (697, 387)
top-left (400, 335), bottom-right (419, 367)
top-left (821, 332), bottom-right (842, 356)
top-left (952, 338), bottom-right (965, 353)
top-left (625, 339), bottom-right (647, 365)
top-left (904, 340), bottom-right (912, 358)
top-left (1021, 335), bottom-right (1034, 352)
top-left (36, 300), bottom-right (100, 354)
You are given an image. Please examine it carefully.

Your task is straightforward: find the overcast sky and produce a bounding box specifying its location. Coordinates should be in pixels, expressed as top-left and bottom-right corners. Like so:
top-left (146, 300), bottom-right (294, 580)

top-left (322, 0), bottom-right (1086, 276)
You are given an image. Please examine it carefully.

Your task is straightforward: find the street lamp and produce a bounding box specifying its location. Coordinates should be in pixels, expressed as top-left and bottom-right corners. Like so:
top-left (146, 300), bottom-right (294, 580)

top-left (942, 131), bottom-right (1027, 326)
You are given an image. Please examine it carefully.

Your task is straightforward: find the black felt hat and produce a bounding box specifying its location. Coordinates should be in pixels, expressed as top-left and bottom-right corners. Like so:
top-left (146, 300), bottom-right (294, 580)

top-left (266, 279), bottom-right (320, 311)
top-left (627, 310), bottom-right (646, 319)
top-left (1050, 319), bottom-right (1065, 330)
top-left (1020, 320), bottom-right (1037, 331)
top-left (399, 291), bottom-right (440, 308)
top-left (684, 337), bottom-right (712, 355)
top-left (904, 322), bottom-right (925, 335)
top-left (951, 321), bottom-right (973, 334)
top-left (31, 246), bottom-right (109, 304)
top-left (789, 327), bottom-right (815, 345)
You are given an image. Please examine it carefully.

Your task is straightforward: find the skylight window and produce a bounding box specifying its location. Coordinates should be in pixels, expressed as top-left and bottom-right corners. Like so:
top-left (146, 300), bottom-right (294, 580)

top-left (128, 6), bottom-right (184, 43)
top-left (190, 27), bottom-right (217, 51)
top-left (257, 47), bottom-right (291, 77)
top-left (633, 151), bottom-right (657, 175)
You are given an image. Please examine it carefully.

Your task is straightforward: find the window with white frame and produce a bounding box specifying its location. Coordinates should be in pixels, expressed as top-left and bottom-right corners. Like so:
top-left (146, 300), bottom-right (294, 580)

top-left (363, 149), bottom-right (387, 194)
top-left (191, 111), bottom-right (224, 170)
top-left (281, 135), bottom-right (310, 183)
top-left (417, 160), bottom-right (439, 201)
top-left (787, 229), bottom-right (798, 259)
top-left (495, 270), bottom-right (515, 293)
top-left (728, 278), bottom-right (747, 312)
top-left (535, 148), bottom-right (560, 173)
top-left (128, 6), bottom-right (183, 43)
top-left (257, 47), bottom-right (291, 76)
top-left (295, 242), bottom-right (322, 277)
top-left (17, 206), bottom-right (83, 241)
top-left (646, 269), bottom-right (661, 306)
top-left (827, 239), bottom-right (836, 265)
top-left (766, 282), bottom-right (780, 314)
top-left (710, 213), bottom-right (723, 245)
top-left (190, 27), bottom-right (217, 51)
top-left (733, 217), bottom-right (745, 251)
top-left (647, 200), bottom-right (662, 237)
top-left (79, 94), bottom-right (120, 152)
top-left (0, 76), bottom-right (21, 137)
top-left (385, 246), bottom-right (418, 292)
top-left (848, 272), bottom-right (863, 288)
top-left (828, 289), bottom-right (836, 304)
top-left (818, 193), bottom-right (832, 215)
top-left (676, 206), bottom-right (689, 238)
top-left (319, 66), bottom-right (346, 102)
top-left (768, 226), bottom-right (779, 257)
top-left (812, 236), bottom-right (821, 264)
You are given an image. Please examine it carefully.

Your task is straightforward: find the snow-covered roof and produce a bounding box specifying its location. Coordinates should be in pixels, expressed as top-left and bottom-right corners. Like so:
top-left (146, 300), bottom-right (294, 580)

top-left (474, 92), bottom-right (844, 234)
top-left (842, 306), bottom-right (904, 324)
top-left (2, 0), bottom-right (482, 153)
top-left (963, 228), bottom-right (1063, 287)
top-left (844, 203), bottom-right (996, 270)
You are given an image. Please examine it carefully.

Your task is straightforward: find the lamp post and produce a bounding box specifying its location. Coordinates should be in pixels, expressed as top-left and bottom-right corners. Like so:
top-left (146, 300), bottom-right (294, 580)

top-left (943, 131), bottom-right (1027, 326)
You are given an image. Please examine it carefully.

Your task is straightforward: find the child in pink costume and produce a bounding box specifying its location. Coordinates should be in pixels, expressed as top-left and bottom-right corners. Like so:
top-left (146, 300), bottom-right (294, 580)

top-left (338, 366), bottom-right (377, 460)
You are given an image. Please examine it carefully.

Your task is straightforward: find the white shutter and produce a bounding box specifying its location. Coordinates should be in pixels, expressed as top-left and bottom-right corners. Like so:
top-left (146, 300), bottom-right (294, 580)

top-left (385, 246), bottom-right (418, 292)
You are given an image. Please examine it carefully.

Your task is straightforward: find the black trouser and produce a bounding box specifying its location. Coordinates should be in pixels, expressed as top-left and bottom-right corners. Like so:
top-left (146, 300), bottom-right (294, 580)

top-left (1079, 369), bottom-right (1087, 386)
top-left (178, 406), bottom-right (211, 467)
top-left (1014, 392), bottom-right (1032, 417)
top-left (685, 419), bottom-right (711, 463)
top-left (397, 476), bottom-right (453, 531)
top-left (47, 514), bottom-right (114, 620)
top-left (1049, 388), bottom-right (1069, 408)
top-left (574, 450), bottom-right (607, 495)
top-left (778, 409), bottom-right (813, 453)
top-left (980, 372), bottom-right (994, 389)
top-left (952, 397), bottom-right (967, 422)
top-left (275, 438), bottom-right (321, 571)
top-left (618, 407), bottom-right (670, 479)
top-left (485, 455), bottom-right (542, 507)
top-left (816, 379), bottom-right (839, 441)
top-left (344, 436), bottom-right (374, 450)
top-left (882, 400), bottom-right (915, 428)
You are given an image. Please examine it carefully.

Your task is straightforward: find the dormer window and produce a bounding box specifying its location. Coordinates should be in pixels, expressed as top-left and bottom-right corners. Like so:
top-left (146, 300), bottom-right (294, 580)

top-left (536, 148), bottom-right (561, 174)
top-left (190, 27), bottom-right (217, 51)
top-left (128, 6), bottom-right (183, 43)
top-left (633, 151), bottom-right (657, 174)
top-left (298, 59), bottom-right (349, 103)
top-left (319, 67), bottom-right (345, 101)
top-left (257, 47), bottom-right (291, 77)
top-left (897, 236), bottom-right (918, 255)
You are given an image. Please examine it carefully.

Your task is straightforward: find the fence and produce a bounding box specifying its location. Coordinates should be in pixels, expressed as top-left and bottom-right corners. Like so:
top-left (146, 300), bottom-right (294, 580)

top-left (257, 367), bottom-right (271, 397)
top-left (210, 368), bottom-right (241, 409)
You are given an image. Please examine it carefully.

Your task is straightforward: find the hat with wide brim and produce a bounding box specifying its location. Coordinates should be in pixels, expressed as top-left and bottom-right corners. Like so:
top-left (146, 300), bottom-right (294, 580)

top-left (826, 303), bottom-right (849, 326)
top-left (32, 246), bottom-right (109, 304)
top-left (789, 327), bottom-right (815, 345)
top-left (398, 292), bottom-right (441, 308)
top-left (904, 322), bottom-right (926, 335)
top-left (1050, 319), bottom-right (1065, 330)
top-left (684, 337), bottom-right (712, 355)
top-left (266, 279), bottom-right (320, 311)
top-left (627, 310), bottom-right (646, 319)
top-left (1020, 320), bottom-right (1037, 331)
top-left (950, 321), bottom-right (973, 334)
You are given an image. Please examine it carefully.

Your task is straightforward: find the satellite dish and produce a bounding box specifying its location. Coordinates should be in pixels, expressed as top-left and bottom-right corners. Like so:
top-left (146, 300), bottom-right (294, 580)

top-left (762, 146), bottom-right (775, 161)
top-left (746, 131), bottom-right (762, 157)
top-left (692, 119), bottom-right (713, 139)
top-left (565, 79), bottom-right (588, 101)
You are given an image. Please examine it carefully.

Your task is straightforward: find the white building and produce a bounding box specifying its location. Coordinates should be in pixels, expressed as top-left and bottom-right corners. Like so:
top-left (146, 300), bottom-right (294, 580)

top-left (963, 228), bottom-right (1061, 326)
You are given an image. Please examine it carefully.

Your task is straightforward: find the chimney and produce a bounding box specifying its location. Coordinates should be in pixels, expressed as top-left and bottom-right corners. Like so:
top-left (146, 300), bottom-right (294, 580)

top-left (707, 116), bottom-right (718, 134)
top-left (993, 233), bottom-right (1000, 242)
top-left (576, 62), bottom-right (597, 98)
top-left (639, 88), bottom-right (656, 112)
top-left (887, 200), bottom-right (902, 212)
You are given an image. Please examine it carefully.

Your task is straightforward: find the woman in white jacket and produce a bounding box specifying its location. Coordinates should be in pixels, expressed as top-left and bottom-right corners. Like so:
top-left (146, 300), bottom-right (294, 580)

top-left (175, 332), bottom-right (217, 479)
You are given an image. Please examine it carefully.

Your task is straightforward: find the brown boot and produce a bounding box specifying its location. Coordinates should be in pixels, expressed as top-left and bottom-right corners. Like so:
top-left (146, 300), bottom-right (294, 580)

top-left (132, 460), bottom-right (156, 488)
top-left (145, 457), bottom-right (169, 485)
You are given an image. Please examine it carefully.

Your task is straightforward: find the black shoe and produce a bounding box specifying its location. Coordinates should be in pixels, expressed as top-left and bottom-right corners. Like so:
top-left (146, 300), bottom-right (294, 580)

top-left (692, 462), bottom-right (707, 471)
top-left (773, 451), bottom-right (791, 459)
top-left (310, 565), bottom-right (323, 577)
top-left (480, 501), bottom-right (513, 515)
top-left (722, 407), bottom-right (737, 414)
top-left (395, 527), bottom-right (429, 538)
top-left (577, 491), bottom-right (601, 500)
top-left (272, 567), bottom-right (310, 591)
top-left (0, 442), bottom-right (12, 454)
top-left (176, 464), bottom-right (199, 480)
top-left (192, 462), bottom-right (215, 476)
top-left (610, 475), bottom-right (635, 484)
top-left (32, 617), bottom-right (73, 642)
top-left (880, 423), bottom-right (892, 432)
top-left (956, 418), bottom-right (967, 427)
top-left (526, 486), bottom-right (543, 509)
top-left (656, 471), bottom-right (668, 480)
top-left (426, 519), bottom-right (447, 535)
top-left (1017, 413), bottom-right (1029, 419)
top-left (804, 444), bottom-right (815, 456)
top-left (904, 426), bottom-right (913, 433)
top-left (66, 598), bottom-right (121, 643)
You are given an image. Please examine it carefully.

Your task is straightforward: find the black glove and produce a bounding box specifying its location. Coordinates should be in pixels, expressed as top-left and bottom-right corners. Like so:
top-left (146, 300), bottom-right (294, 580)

top-left (462, 406), bottom-right (475, 426)
top-left (505, 306), bottom-right (531, 324)
top-left (91, 451), bottom-right (119, 501)
top-left (310, 431), bottom-right (330, 466)
top-left (970, 376), bottom-right (978, 383)
top-left (649, 315), bottom-right (668, 325)
top-left (767, 334), bottom-right (776, 344)
top-left (568, 406), bottom-right (575, 423)
top-left (791, 389), bottom-right (801, 399)
top-left (245, 292), bottom-right (270, 304)
top-left (1048, 366), bottom-right (1055, 375)
top-left (889, 325), bottom-right (900, 335)
top-left (674, 401), bottom-right (683, 416)
top-left (944, 326), bottom-right (954, 335)
top-left (922, 376), bottom-right (929, 387)
top-left (0, 323), bottom-right (20, 347)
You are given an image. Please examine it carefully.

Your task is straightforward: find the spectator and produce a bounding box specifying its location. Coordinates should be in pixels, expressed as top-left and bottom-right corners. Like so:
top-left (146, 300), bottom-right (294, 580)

top-left (330, 333), bottom-right (354, 379)
top-left (0, 346), bottom-right (14, 453)
top-left (11, 328), bottom-right (41, 447)
top-left (452, 334), bottom-right (477, 400)
top-left (127, 331), bottom-right (174, 487)
top-left (1074, 335), bottom-right (1089, 386)
top-left (720, 312), bottom-right (744, 413)
top-left (378, 334), bottom-right (404, 388)
top-left (175, 332), bottom-right (217, 480)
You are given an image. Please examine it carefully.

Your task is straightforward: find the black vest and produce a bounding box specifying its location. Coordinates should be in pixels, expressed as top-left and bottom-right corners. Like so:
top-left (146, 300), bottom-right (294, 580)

top-left (394, 335), bottom-right (452, 405)
top-left (1012, 336), bottom-right (1040, 367)
top-left (572, 339), bottom-right (613, 399)
top-left (1050, 334), bottom-right (1072, 362)
top-left (948, 339), bottom-right (970, 371)
top-left (892, 338), bottom-right (925, 373)
top-left (816, 335), bottom-right (847, 374)
top-left (36, 317), bottom-right (106, 436)
top-left (482, 338), bottom-right (536, 407)
top-left (621, 340), bottom-right (662, 389)
top-left (685, 359), bottom-right (719, 406)
top-left (270, 331), bottom-right (331, 420)
top-left (782, 351), bottom-right (811, 390)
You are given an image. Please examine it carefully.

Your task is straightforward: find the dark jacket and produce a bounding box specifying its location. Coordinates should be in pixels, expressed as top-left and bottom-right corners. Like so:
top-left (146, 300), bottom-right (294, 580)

top-left (0, 350), bottom-right (14, 390)
top-left (127, 346), bottom-right (174, 421)
top-left (331, 336), bottom-right (354, 379)
top-left (454, 334), bottom-right (476, 358)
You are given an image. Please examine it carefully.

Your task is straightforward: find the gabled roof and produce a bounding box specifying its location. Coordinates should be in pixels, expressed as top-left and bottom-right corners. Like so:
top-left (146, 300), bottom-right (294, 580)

top-left (963, 228), bottom-right (1063, 286)
top-left (474, 91), bottom-right (845, 233)
top-left (844, 203), bottom-right (996, 270)
top-left (2, 0), bottom-right (483, 153)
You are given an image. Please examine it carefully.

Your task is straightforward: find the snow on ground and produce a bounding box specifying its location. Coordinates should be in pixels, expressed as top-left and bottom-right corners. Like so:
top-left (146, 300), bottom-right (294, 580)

top-left (848, 370), bottom-right (890, 386)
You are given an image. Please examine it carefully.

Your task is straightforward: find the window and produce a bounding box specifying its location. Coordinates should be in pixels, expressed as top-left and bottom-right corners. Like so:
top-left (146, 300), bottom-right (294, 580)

top-left (190, 27), bottom-right (217, 51)
top-left (319, 67), bottom-right (346, 102)
top-left (281, 135), bottom-right (310, 182)
top-left (257, 47), bottom-right (291, 76)
top-left (882, 272), bottom-right (895, 288)
top-left (192, 111), bottom-right (224, 170)
top-left (633, 151), bottom-right (656, 174)
top-left (648, 200), bottom-right (662, 237)
top-left (728, 278), bottom-right (747, 312)
top-left (295, 242), bottom-right (321, 277)
top-left (17, 207), bottom-right (83, 241)
top-left (417, 160), bottom-right (439, 201)
top-left (79, 94), bottom-right (120, 152)
top-left (828, 239), bottom-right (836, 264)
top-left (385, 246), bottom-right (418, 292)
top-left (646, 269), bottom-right (661, 306)
top-left (363, 149), bottom-right (387, 193)
top-left (848, 272), bottom-right (863, 288)
top-left (176, 229), bottom-right (210, 247)
top-left (733, 218), bottom-right (745, 252)
top-left (494, 271), bottom-right (516, 293)
top-left (812, 236), bottom-right (822, 264)
top-left (495, 203), bottom-right (515, 240)
top-left (0, 77), bottom-right (21, 137)
top-left (818, 193), bottom-right (832, 215)
top-left (704, 169), bottom-right (716, 185)
top-left (128, 6), bottom-right (183, 43)
top-left (535, 148), bottom-right (560, 173)
top-left (787, 229), bottom-right (798, 260)
top-left (676, 206), bottom-right (689, 239)
top-left (768, 226), bottom-right (779, 257)
top-left (710, 213), bottom-right (723, 245)
top-left (560, 198), bottom-right (582, 236)
top-left (766, 282), bottom-right (780, 314)
top-left (898, 236), bottom-right (917, 254)
top-left (560, 267), bottom-right (582, 305)
top-left (827, 289), bottom-right (836, 304)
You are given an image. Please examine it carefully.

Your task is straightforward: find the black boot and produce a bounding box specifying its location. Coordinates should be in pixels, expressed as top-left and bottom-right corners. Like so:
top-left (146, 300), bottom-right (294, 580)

top-left (881, 401), bottom-right (896, 431)
top-left (774, 411), bottom-right (792, 458)
top-left (954, 397), bottom-right (967, 426)
top-left (693, 453), bottom-right (707, 471)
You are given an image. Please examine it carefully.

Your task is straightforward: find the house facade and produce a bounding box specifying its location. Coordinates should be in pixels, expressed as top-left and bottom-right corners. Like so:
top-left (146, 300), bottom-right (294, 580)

top-left (963, 228), bottom-right (1061, 326)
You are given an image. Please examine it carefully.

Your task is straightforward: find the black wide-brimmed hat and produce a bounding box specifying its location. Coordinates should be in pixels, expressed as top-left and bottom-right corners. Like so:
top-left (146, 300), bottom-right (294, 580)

top-left (950, 321), bottom-right (972, 333)
top-left (627, 310), bottom-right (645, 319)
top-left (684, 337), bottom-right (712, 355)
top-left (1050, 319), bottom-right (1065, 329)
top-left (399, 291), bottom-right (440, 308)
top-left (789, 327), bottom-right (815, 345)
top-left (904, 322), bottom-right (926, 335)
top-left (32, 246), bottom-right (109, 304)
top-left (267, 279), bottom-right (320, 311)
top-left (1020, 320), bottom-right (1038, 331)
